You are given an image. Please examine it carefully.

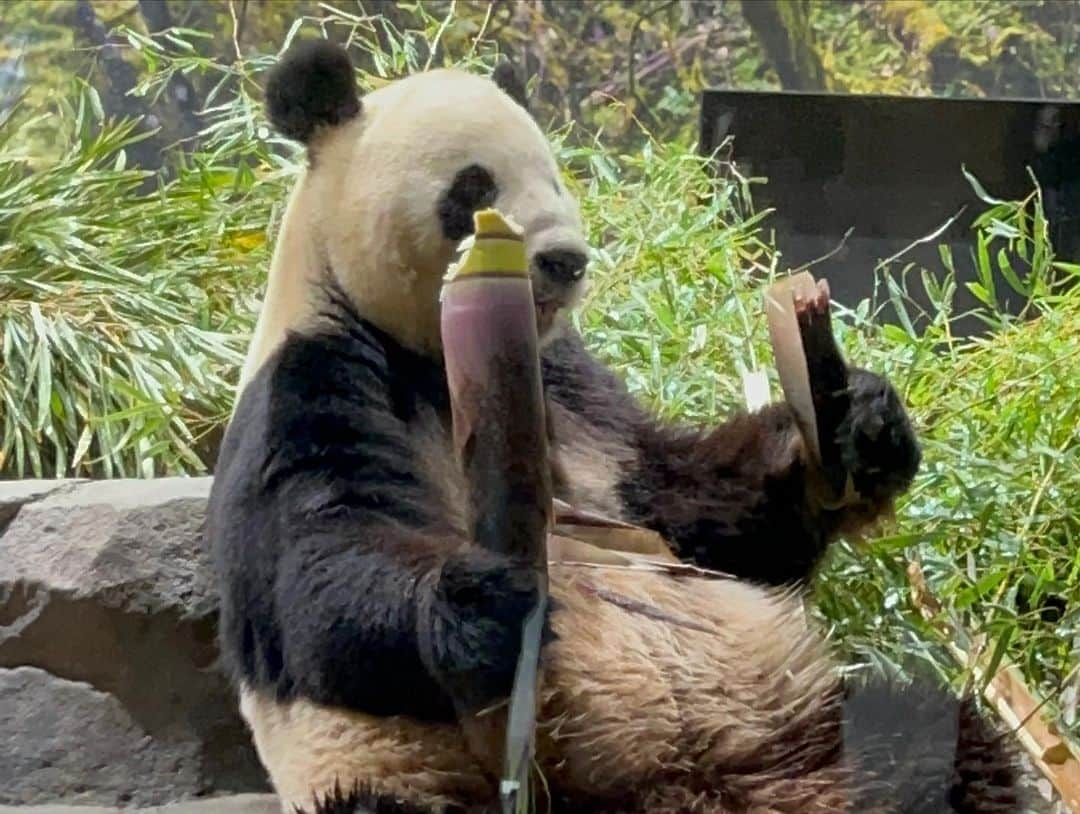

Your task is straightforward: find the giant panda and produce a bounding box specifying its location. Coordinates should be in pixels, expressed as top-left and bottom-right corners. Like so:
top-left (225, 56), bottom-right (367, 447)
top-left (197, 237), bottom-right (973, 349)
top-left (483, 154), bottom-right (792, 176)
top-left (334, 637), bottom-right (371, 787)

top-left (206, 38), bottom-right (1026, 814)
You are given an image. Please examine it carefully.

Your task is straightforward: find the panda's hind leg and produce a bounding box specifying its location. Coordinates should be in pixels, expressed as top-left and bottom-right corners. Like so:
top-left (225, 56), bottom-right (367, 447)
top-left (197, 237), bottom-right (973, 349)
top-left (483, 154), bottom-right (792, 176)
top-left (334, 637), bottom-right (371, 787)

top-left (537, 568), bottom-right (854, 813)
top-left (842, 673), bottom-right (1028, 813)
top-left (240, 687), bottom-right (497, 814)
top-left (298, 781), bottom-right (442, 814)
top-left (297, 782), bottom-right (497, 814)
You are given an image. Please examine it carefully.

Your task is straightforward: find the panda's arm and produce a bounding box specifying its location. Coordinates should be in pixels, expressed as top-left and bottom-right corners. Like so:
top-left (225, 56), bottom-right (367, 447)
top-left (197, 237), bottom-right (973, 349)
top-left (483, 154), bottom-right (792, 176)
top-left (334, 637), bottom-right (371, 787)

top-left (213, 320), bottom-right (539, 720)
top-left (273, 514), bottom-right (540, 719)
top-left (541, 328), bottom-right (920, 586)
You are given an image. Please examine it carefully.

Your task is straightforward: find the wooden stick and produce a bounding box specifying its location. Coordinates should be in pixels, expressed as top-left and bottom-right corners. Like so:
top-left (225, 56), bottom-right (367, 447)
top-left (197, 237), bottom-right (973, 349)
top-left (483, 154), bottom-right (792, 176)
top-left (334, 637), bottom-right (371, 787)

top-left (907, 560), bottom-right (1080, 812)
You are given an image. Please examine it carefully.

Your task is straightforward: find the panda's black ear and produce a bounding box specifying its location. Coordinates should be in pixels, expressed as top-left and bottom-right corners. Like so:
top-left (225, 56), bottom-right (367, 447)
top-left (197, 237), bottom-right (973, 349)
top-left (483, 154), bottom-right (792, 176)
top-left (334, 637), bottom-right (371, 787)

top-left (492, 56), bottom-right (529, 112)
top-left (265, 39), bottom-right (361, 144)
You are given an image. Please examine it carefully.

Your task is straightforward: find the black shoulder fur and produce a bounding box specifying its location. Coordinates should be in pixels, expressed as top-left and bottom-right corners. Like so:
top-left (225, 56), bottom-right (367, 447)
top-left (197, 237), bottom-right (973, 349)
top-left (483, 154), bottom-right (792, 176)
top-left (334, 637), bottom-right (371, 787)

top-left (208, 288), bottom-right (546, 724)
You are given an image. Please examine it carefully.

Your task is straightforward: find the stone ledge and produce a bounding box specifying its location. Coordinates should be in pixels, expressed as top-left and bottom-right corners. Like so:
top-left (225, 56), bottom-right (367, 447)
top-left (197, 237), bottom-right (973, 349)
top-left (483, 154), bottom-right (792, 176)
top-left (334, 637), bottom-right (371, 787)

top-left (0, 478), bottom-right (267, 807)
top-left (0, 794), bottom-right (280, 813)
top-left (0, 479), bottom-right (85, 535)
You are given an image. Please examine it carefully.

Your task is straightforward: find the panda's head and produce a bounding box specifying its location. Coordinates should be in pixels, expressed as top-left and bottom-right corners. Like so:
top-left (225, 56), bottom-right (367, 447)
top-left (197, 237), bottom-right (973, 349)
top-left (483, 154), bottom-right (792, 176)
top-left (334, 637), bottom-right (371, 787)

top-left (241, 40), bottom-right (589, 389)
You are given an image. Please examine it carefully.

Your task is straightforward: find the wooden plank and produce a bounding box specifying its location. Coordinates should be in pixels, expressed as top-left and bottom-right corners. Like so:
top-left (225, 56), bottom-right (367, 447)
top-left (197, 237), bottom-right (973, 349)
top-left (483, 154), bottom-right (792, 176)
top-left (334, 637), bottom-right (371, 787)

top-left (908, 560), bottom-right (1080, 812)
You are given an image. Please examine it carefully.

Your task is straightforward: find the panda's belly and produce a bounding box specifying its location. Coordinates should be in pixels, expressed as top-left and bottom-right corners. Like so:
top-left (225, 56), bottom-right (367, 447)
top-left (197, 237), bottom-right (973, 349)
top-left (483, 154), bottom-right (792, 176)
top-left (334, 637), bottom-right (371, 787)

top-left (406, 398), bottom-right (636, 526)
top-left (535, 566), bottom-right (837, 798)
top-left (240, 567), bottom-right (839, 813)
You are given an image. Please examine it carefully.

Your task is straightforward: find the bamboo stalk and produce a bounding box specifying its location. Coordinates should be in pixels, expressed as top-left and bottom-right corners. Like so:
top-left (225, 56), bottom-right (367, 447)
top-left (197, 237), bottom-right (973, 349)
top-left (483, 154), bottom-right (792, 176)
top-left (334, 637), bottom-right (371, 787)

top-left (440, 208), bottom-right (551, 814)
top-left (765, 270), bottom-right (856, 505)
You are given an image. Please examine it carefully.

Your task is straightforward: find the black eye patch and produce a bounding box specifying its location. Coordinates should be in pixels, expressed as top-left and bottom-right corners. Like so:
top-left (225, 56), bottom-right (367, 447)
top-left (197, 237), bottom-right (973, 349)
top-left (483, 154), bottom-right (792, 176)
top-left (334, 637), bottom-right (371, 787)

top-left (438, 164), bottom-right (498, 241)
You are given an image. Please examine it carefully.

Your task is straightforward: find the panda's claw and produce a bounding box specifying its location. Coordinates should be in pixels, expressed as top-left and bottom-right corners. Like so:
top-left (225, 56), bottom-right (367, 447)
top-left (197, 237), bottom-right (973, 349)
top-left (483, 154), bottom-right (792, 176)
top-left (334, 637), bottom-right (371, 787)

top-left (421, 548), bottom-right (546, 714)
top-left (834, 368), bottom-right (921, 504)
top-left (789, 284), bottom-right (920, 506)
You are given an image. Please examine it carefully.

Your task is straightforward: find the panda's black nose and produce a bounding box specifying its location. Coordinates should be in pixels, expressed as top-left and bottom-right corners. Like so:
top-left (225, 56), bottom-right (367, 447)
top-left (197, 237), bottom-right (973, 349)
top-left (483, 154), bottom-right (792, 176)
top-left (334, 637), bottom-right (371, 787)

top-left (535, 248), bottom-right (588, 285)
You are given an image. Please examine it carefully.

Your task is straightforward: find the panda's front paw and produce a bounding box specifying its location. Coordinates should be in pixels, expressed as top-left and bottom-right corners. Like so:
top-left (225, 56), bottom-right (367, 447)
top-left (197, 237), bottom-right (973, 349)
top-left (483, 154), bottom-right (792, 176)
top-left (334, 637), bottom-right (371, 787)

top-left (420, 548), bottom-right (546, 712)
top-left (836, 368), bottom-right (921, 503)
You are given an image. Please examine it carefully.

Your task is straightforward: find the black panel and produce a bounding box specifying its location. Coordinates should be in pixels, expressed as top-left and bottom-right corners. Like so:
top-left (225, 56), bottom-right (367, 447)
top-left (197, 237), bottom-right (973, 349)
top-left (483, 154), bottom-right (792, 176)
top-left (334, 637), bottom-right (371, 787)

top-left (700, 90), bottom-right (1080, 335)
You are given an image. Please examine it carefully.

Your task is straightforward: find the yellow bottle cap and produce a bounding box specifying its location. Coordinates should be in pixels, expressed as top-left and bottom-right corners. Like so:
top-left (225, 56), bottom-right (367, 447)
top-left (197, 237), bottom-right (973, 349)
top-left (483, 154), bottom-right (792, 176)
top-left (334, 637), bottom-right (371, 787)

top-left (446, 208), bottom-right (527, 280)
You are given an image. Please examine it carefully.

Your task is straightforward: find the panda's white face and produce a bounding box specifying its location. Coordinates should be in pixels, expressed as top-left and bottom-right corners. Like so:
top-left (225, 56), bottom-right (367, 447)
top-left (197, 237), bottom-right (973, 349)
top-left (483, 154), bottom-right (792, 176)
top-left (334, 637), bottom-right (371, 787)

top-left (317, 69), bottom-right (589, 343)
top-left (243, 56), bottom-right (590, 388)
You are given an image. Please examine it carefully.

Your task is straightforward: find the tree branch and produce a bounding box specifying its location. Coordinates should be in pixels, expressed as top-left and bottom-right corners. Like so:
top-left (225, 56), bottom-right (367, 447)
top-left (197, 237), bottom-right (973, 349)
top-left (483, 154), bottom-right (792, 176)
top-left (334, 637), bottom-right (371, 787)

top-left (627, 0), bottom-right (679, 130)
top-left (138, 0), bottom-right (203, 143)
top-left (739, 0), bottom-right (834, 92)
top-left (72, 0), bottom-right (165, 171)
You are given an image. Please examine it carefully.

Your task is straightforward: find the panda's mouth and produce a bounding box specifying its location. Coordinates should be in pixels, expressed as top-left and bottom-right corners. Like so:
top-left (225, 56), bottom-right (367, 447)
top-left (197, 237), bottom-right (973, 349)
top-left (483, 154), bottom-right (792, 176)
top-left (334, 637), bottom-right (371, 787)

top-left (532, 272), bottom-right (585, 338)
top-left (534, 298), bottom-right (561, 336)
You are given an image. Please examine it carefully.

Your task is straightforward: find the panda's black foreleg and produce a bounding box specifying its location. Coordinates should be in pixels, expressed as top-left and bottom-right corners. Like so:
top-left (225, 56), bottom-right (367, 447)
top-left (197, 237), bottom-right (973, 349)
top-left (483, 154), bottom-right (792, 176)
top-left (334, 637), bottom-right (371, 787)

top-left (623, 372), bottom-right (920, 586)
top-left (540, 328), bottom-right (920, 587)
top-left (273, 517), bottom-right (543, 719)
top-left (238, 316), bottom-right (544, 720)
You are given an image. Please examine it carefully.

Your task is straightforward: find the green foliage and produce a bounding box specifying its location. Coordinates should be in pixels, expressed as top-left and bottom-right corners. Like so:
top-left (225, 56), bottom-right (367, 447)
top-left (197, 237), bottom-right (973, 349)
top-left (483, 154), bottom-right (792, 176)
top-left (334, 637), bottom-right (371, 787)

top-left (813, 0), bottom-right (1077, 98)
top-left (566, 138), bottom-right (775, 423)
top-left (813, 190), bottom-right (1080, 736)
top-left (570, 134), bottom-right (1080, 740)
top-left (0, 4), bottom-right (509, 479)
top-left (0, 72), bottom-right (282, 477)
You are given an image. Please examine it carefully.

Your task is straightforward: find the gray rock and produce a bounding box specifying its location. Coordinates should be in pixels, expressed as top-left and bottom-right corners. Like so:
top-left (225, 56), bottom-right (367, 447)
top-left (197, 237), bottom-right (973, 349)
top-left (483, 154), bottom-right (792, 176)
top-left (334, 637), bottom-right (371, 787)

top-left (0, 479), bottom-right (82, 535)
top-left (0, 792), bottom-right (281, 812)
top-left (0, 479), bottom-right (267, 806)
top-left (0, 667), bottom-right (201, 806)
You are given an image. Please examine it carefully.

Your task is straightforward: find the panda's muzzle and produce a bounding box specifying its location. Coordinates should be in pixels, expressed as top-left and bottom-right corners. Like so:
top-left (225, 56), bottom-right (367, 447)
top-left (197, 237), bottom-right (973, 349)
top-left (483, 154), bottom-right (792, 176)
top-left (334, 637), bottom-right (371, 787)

top-left (530, 243), bottom-right (588, 305)
top-left (530, 245), bottom-right (588, 336)
top-left (534, 248), bottom-right (588, 285)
